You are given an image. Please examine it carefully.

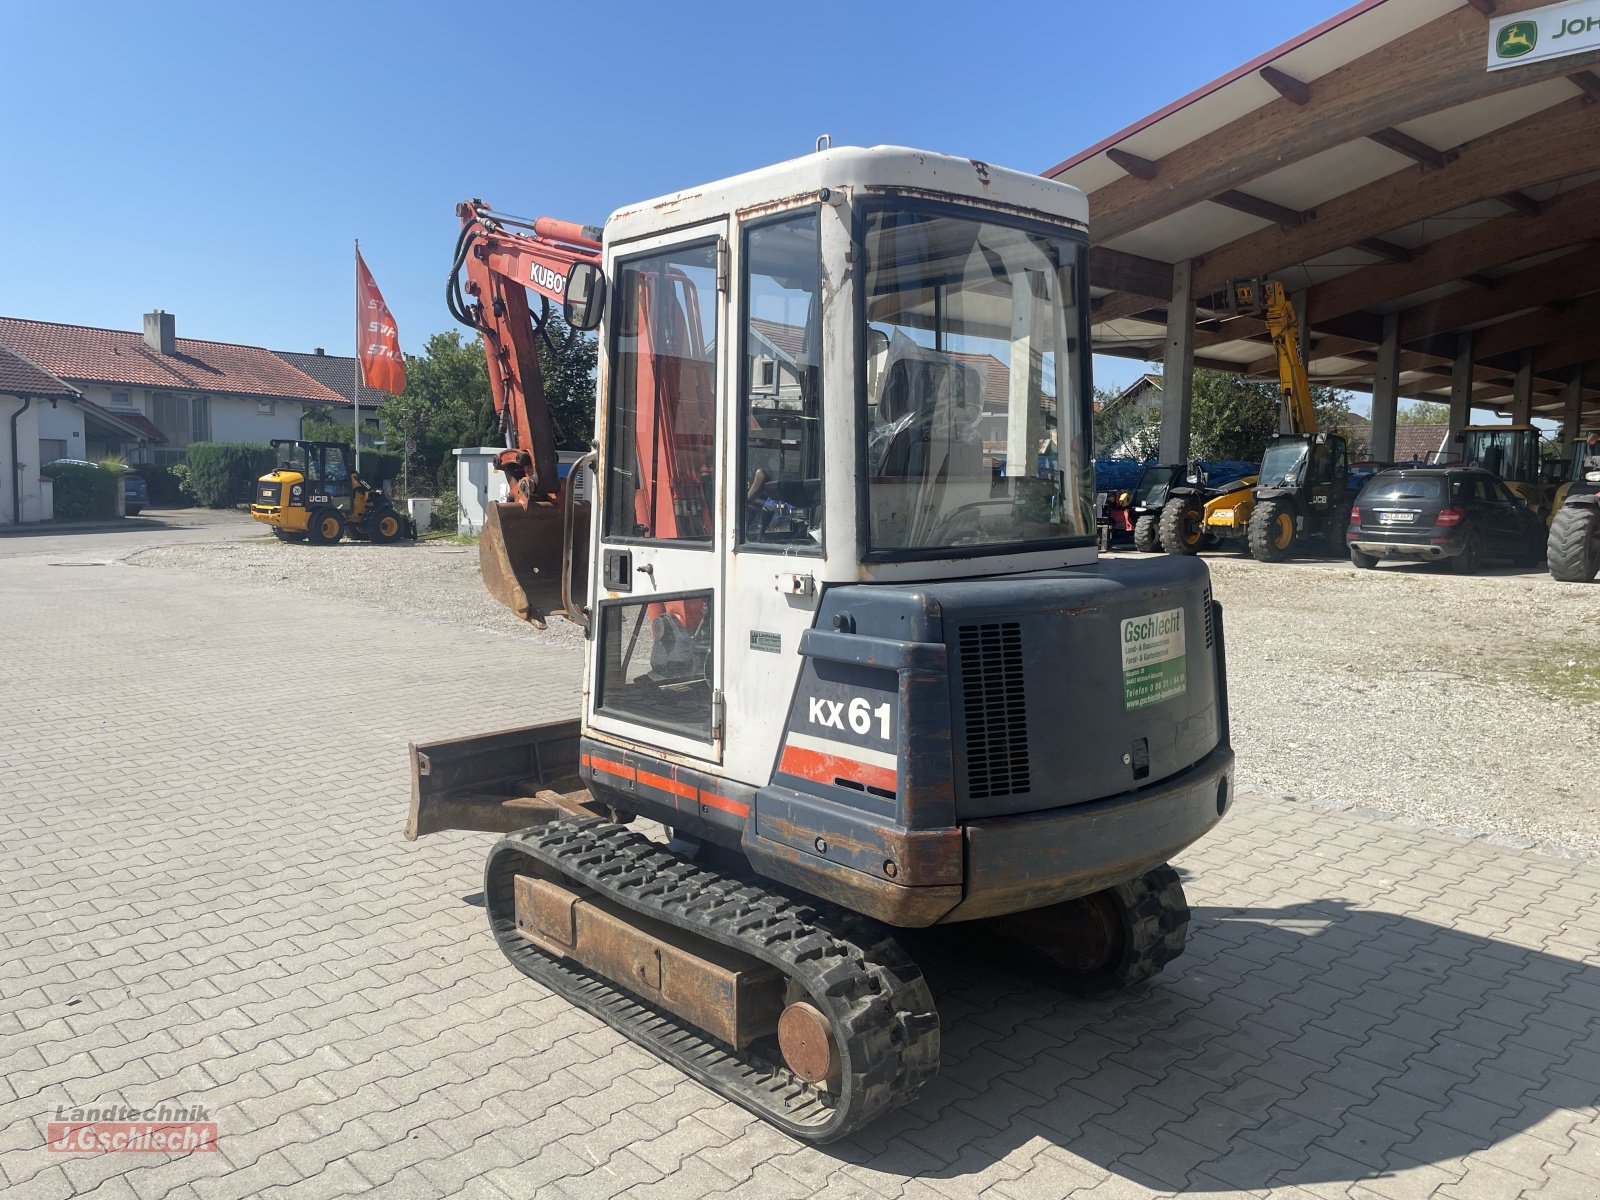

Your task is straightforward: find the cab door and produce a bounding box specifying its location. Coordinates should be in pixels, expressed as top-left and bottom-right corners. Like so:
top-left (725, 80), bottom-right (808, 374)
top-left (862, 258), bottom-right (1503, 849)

top-left (585, 224), bottom-right (727, 764)
top-left (316, 445), bottom-right (355, 515)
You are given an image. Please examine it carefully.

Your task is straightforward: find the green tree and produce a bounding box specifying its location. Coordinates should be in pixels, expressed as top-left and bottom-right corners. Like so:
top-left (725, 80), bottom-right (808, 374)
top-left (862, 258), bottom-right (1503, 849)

top-left (378, 321), bottom-right (597, 495)
top-left (1188, 369), bottom-right (1359, 462)
top-left (1092, 381), bottom-right (1162, 460)
top-left (1397, 400), bottom-right (1451, 424)
top-left (300, 409), bottom-right (354, 443)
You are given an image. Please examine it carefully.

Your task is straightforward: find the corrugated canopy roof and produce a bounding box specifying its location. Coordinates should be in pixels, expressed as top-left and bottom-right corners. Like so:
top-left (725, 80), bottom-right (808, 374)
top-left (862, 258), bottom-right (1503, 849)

top-left (1048, 0), bottom-right (1600, 423)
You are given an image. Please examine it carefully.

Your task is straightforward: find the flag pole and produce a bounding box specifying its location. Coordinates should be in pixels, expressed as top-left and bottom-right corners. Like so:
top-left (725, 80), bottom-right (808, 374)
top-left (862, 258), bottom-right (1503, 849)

top-left (352, 239), bottom-right (361, 474)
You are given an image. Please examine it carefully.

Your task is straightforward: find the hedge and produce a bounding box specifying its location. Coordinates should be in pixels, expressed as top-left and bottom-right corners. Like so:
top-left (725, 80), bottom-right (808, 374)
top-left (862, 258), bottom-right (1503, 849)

top-left (357, 450), bottom-right (404, 492)
top-left (184, 442), bottom-right (278, 508)
top-left (45, 462), bottom-right (120, 520)
top-left (131, 463), bottom-right (191, 507)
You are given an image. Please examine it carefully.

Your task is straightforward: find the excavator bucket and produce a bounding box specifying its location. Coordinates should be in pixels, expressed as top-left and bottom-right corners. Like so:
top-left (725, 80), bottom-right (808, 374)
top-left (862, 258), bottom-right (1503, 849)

top-left (479, 498), bottom-right (587, 628)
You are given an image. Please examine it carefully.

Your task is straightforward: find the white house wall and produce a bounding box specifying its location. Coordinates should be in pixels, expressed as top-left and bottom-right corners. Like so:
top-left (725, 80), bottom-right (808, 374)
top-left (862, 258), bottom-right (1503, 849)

top-left (36, 400), bottom-right (86, 459)
top-left (209, 398), bottom-right (310, 444)
top-left (1, 394), bottom-right (45, 524)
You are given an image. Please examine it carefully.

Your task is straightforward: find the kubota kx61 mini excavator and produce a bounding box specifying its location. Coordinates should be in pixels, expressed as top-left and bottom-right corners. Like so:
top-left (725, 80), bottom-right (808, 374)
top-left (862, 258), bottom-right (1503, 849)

top-left (406, 147), bottom-right (1235, 1142)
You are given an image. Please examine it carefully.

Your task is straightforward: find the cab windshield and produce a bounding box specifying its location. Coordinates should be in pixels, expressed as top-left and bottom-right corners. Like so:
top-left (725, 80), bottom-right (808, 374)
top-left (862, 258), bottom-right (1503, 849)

top-left (1258, 439), bottom-right (1310, 488)
top-left (861, 207), bottom-right (1091, 556)
top-left (1463, 428), bottom-right (1538, 484)
top-left (1572, 440), bottom-right (1600, 484)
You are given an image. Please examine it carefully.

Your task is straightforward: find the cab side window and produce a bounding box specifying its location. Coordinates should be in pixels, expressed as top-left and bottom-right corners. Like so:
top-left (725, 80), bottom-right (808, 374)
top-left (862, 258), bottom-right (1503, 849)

top-left (740, 211), bottom-right (823, 551)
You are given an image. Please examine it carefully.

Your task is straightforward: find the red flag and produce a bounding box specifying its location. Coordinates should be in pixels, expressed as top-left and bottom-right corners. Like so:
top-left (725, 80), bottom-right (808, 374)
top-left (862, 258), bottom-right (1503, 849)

top-left (356, 249), bottom-right (406, 395)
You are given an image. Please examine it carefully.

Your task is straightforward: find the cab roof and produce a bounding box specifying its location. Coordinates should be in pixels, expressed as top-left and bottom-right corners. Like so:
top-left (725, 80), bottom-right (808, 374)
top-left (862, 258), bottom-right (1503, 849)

top-left (605, 145), bottom-right (1090, 245)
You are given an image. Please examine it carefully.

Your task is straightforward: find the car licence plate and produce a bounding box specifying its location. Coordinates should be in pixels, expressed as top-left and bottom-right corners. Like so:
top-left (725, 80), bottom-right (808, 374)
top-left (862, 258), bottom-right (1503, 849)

top-left (1378, 511), bottom-right (1416, 524)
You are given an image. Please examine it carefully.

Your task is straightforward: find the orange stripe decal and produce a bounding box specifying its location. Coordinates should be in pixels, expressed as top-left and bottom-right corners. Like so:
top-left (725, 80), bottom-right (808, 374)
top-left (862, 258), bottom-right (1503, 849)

top-left (636, 768), bottom-right (697, 802)
top-left (590, 756), bottom-right (637, 782)
top-left (699, 790), bottom-right (750, 818)
top-left (779, 744), bottom-right (897, 794)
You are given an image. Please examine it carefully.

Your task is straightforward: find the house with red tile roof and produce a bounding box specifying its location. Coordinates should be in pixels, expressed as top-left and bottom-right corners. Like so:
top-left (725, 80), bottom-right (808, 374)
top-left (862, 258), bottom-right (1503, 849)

top-left (2, 346), bottom-right (79, 524)
top-left (0, 311), bottom-right (350, 466)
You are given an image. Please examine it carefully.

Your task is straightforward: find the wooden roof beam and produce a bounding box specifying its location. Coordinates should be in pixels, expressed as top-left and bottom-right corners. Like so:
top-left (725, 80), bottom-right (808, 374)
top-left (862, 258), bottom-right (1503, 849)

top-left (1073, 4), bottom-right (1600, 245)
top-left (1422, 244), bottom-right (1600, 341)
top-left (1092, 291), bottom-right (1166, 324)
top-left (1189, 96), bottom-right (1600, 296)
top-left (1260, 66), bottom-right (1311, 106)
top-left (1210, 190), bottom-right (1312, 227)
top-left (1106, 148), bottom-right (1159, 181)
top-left (1534, 328), bottom-right (1600, 374)
top-left (1357, 237), bottom-right (1416, 264)
top-left (1471, 292), bottom-right (1600, 360)
top-left (1498, 191), bottom-right (1543, 217)
top-left (1306, 177), bottom-right (1600, 322)
top-left (1088, 246), bottom-right (1173, 298)
top-left (1570, 70), bottom-right (1600, 102)
top-left (1368, 127), bottom-right (1451, 170)
top-left (1465, 1), bottom-right (1496, 17)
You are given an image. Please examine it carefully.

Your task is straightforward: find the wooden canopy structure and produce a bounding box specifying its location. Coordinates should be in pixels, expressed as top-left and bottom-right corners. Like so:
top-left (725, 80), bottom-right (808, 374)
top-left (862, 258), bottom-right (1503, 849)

top-left (1048, 0), bottom-right (1600, 463)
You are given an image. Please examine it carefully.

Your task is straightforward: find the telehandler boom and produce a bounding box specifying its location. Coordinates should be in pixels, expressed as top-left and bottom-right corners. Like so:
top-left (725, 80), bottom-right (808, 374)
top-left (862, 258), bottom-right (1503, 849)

top-left (407, 147), bottom-right (1234, 1141)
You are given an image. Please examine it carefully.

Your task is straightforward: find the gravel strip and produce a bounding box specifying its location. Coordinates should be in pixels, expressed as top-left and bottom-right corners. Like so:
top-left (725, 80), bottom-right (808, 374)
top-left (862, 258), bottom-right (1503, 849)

top-left (1182, 551), bottom-right (1600, 861)
top-left (131, 535), bottom-right (1600, 859)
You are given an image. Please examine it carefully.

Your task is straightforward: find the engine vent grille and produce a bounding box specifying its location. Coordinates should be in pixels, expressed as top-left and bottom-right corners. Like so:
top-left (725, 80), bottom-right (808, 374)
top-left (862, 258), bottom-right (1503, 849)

top-left (1203, 585), bottom-right (1214, 648)
top-left (958, 622), bottom-right (1031, 800)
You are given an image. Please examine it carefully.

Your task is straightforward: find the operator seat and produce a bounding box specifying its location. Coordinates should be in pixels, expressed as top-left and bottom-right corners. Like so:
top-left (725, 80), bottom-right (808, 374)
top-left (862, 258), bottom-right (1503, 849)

top-left (870, 335), bottom-right (985, 481)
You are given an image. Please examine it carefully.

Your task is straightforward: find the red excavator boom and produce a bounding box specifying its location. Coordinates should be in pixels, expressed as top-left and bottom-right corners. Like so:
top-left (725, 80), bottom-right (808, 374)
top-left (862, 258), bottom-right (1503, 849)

top-left (448, 200), bottom-right (603, 625)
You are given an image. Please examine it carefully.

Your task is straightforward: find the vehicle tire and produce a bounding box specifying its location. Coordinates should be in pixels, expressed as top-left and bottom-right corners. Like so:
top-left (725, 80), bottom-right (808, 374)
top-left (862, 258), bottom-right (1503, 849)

top-left (1547, 502), bottom-right (1600, 582)
top-left (1350, 546), bottom-right (1377, 570)
top-left (1451, 531), bottom-right (1482, 576)
top-left (306, 508), bottom-right (345, 546)
top-left (1132, 513), bottom-right (1160, 553)
top-left (126, 506), bottom-right (142, 517)
top-left (1158, 498), bottom-right (1206, 556)
top-left (369, 507), bottom-right (405, 544)
top-left (1248, 497), bottom-right (1296, 562)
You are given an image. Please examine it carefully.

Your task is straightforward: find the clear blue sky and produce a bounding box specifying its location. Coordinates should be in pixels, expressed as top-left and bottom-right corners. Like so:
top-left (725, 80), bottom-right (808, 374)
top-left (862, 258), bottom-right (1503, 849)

top-left (2, 0), bottom-right (1347, 395)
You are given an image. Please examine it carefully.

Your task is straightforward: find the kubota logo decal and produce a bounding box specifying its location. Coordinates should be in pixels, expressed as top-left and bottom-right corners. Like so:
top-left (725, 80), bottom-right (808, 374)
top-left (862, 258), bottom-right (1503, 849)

top-left (530, 264), bottom-right (566, 294)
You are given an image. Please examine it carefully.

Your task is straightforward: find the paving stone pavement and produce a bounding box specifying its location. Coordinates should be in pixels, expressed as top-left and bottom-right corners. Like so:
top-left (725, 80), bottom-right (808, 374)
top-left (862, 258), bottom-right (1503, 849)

top-left (2, 551), bottom-right (1597, 1200)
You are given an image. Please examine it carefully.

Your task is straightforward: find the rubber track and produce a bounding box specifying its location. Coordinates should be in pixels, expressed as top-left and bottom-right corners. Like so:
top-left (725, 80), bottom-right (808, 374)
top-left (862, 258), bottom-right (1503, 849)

top-left (1106, 863), bottom-right (1189, 990)
top-left (484, 817), bottom-right (940, 1143)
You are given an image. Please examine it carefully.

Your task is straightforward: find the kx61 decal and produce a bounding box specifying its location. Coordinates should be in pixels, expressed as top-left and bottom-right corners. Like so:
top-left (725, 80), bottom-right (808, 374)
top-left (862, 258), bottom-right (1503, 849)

top-left (807, 695), bottom-right (892, 740)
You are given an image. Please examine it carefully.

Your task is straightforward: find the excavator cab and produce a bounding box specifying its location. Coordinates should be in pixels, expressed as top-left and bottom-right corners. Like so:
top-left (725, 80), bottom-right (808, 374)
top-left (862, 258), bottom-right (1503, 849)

top-left (411, 148), bottom-right (1234, 1142)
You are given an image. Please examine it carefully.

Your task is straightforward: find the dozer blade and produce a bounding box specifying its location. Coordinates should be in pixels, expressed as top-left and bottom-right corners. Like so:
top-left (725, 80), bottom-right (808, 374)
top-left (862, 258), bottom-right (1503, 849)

top-left (479, 499), bottom-right (587, 628)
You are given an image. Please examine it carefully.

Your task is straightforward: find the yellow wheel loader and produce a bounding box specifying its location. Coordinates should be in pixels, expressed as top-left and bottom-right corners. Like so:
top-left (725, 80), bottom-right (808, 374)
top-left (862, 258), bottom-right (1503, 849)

top-left (250, 439), bottom-right (414, 545)
top-left (1156, 469), bottom-right (1259, 555)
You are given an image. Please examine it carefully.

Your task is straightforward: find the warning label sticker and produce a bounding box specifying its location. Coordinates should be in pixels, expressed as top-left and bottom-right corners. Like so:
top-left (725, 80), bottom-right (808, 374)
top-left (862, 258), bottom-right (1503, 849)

top-left (1121, 607), bottom-right (1187, 710)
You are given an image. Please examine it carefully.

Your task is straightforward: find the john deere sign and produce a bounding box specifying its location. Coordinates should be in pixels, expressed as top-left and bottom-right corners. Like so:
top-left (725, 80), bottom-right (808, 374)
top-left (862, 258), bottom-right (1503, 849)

top-left (1489, 0), bottom-right (1600, 70)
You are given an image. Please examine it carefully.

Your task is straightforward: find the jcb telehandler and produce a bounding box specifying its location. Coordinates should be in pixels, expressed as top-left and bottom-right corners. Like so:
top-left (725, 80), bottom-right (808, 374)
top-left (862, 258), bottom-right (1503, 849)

top-left (1164, 278), bottom-right (1350, 562)
top-left (405, 147), bottom-right (1234, 1142)
top-left (250, 439), bottom-right (413, 545)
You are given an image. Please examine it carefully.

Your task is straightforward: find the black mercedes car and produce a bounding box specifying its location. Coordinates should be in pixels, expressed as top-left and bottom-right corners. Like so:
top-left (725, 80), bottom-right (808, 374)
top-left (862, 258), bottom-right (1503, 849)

top-left (1346, 467), bottom-right (1546, 574)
